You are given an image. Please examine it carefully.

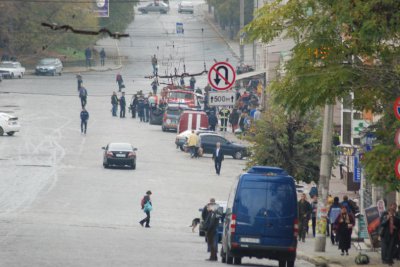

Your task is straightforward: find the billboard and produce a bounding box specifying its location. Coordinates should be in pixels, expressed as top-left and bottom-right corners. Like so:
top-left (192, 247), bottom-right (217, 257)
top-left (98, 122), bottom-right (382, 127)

top-left (94, 0), bottom-right (109, 18)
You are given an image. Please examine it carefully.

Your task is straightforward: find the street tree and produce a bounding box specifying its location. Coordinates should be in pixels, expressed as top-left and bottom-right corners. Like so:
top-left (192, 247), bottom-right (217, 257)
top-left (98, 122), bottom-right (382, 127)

top-left (247, 104), bottom-right (322, 183)
top-left (244, 0), bottom-right (400, 190)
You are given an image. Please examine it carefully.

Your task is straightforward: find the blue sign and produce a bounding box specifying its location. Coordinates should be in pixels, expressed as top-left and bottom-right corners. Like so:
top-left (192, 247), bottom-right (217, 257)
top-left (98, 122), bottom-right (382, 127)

top-left (353, 154), bottom-right (361, 183)
top-left (94, 0), bottom-right (109, 18)
top-left (176, 22), bottom-right (184, 34)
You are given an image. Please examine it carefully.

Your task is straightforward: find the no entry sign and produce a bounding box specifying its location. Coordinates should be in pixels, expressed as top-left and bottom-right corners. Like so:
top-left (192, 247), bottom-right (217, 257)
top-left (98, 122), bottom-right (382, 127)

top-left (208, 62), bottom-right (236, 91)
top-left (394, 97), bottom-right (400, 120)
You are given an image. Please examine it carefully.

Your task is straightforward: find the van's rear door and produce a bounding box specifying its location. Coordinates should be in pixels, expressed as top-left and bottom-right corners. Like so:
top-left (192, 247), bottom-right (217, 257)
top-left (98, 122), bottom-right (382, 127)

top-left (235, 179), bottom-right (296, 244)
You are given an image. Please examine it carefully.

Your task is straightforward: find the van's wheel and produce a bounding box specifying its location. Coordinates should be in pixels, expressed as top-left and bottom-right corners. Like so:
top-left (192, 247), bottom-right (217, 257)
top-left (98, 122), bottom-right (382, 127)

top-left (221, 248), bottom-right (226, 263)
top-left (162, 126), bottom-right (166, 132)
top-left (278, 260), bottom-right (286, 267)
top-left (103, 162), bottom-right (108, 168)
top-left (233, 151), bottom-right (243, 159)
top-left (286, 260), bottom-right (295, 267)
top-left (233, 257), bottom-right (241, 265)
top-left (6, 132), bottom-right (15, 136)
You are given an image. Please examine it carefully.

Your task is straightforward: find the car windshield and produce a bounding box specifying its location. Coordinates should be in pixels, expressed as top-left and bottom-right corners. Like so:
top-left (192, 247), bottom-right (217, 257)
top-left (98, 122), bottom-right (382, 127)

top-left (39, 59), bottom-right (55, 65)
top-left (108, 143), bottom-right (132, 151)
top-left (169, 92), bottom-right (193, 99)
top-left (167, 109), bottom-right (182, 116)
top-left (0, 63), bottom-right (16, 68)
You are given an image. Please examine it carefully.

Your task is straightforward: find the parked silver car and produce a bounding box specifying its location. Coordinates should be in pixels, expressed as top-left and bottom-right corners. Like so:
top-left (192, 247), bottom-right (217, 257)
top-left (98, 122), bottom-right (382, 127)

top-left (138, 2), bottom-right (169, 14)
top-left (35, 58), bottom-right (63, 76)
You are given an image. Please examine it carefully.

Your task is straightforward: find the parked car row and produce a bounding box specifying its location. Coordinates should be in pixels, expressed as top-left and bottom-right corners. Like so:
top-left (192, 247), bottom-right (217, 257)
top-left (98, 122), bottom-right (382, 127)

top-left (0, 58), bottom-right (63, 78)
top-left (137, 1), bottom-right (194, 14)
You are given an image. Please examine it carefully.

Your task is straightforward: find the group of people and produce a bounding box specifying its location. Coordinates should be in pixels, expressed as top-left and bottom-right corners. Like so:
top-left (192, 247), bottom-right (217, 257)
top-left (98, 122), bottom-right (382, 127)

top-left (85, 47), bottom-right (106, 67)
top-left (76, 74), bottom-right (89, 134)
top-left (298, 193), bottom-right (359, 257)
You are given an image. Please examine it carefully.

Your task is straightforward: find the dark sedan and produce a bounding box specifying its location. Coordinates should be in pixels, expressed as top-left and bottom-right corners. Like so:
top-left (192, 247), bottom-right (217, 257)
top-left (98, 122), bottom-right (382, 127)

top-left (102, 143), bottom-right (137, 169)
top-left (199, 133), bottom-right (248, 159)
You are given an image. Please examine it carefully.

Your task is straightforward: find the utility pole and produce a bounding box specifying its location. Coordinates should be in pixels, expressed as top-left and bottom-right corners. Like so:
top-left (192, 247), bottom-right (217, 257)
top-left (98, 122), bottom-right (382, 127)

top-left (239, 0), bottom-right (244, 64)
top-left (253, 0), bottom-right (259, 68)
top-left (314, 103), bottom-right (334, 252)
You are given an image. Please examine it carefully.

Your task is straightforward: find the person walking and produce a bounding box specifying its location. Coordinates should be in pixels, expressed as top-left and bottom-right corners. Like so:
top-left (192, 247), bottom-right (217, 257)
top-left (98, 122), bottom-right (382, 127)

top-left (208, 111), bottom-right (218, 131)
top-left (328, 196), bottom-right (342, 245)
top-left (311, 195), bottom-right (318, 238)
top-left (180, 76), bottom-right (185, 87)
top-left (212, 142), bottom-right (224, 175)
top-left (130, 95), bottom-right (138, 118)
top-left (151, 79), bottom-right (158, 95)
top-left (151, 55), bottom-right (158, 75)
top-left (79, 86), bottom-right (88, 108)
top-left (189, 76), bottom-right (196, 90)
top-left (380, 203), bottom-right (400, 265)
top-left (116, 73), bottom-right (124, 92)
top-left (219, 107), bottom-right (230, 132)
top-left (341, 195), bottom-right (354, 215)
top-left (76, 74), bottom-right (83, 91)
top-left (111, 91), bottom-right (118, 117)
top-left (99, 48), bottom-right (106, 66)
top-left (143, 97), bottom-right (150, 122)
top-left (85, 47), bottom-right (91, 67)
top-left (187, 130), bottom-right (198, 158)
top-left (139, 190), bottom-right (152, 228)
top-left (229, 108), bottom-right (240, 133)
top-left (137, 97), bottom-right (145, 122)
top-left (119, 92), bottom-right (126, 118)
top-left (334, 206), bottom-right (355, 256)
top-left (80, 107), bottom-right (89, 134)
top-left (298, 193), bottom-right (311, 242)
top-left (204, 203), bottom-right (219, 261)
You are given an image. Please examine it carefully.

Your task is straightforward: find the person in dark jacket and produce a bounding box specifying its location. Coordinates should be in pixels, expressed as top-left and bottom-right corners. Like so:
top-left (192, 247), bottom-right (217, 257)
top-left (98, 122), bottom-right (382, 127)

top-left (130, 95), bottom-right (138, 118)
top-left (298, 193), bottom-right (312, 242)
top-left (143, 98), bottom-right (150, 122)
top-left (76, 74), bottom-right (83, 91)
top-left (139, 190), bottom-right (152, 228)
top-left (328, 196), bottom-right (342, 245)
top-left (208, 111), bottom-right (218, 131)
top-left (111, 91), bottom-right (118, 117)
top-left (99, 48), bottom-right (106, 66)
top-left (204, 205), bottom-right (219, 261)
top-left (119, 92), bottom-right (126, 118)
top-left (137, 97), bottom-right (145, 122)
top-left (341, 195), bottom-right (354, 215)
top-left (334, 206), bottom-right (354, 256)
top-left (229, 108), bottom-right (240, 133)
top-left (189, 76), bottom-right (196, 90)
top-left (116, 73), bottom-right (124, 92)
top-left (80, 107), bottom-right (89, 134)
top-left (212, 142), bottom-right (224, 175)
top-left (380, 203), bottom-right (400, 265)
top-left (85, 47), bottom-right (91, 67)
top-left (79, 86), bottom-right (88, 108)
top-left (311, 195), bottom-right (318, 237)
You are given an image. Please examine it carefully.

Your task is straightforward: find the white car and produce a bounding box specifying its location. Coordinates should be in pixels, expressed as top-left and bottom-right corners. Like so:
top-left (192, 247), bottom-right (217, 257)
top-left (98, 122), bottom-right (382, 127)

top-left (178, 1), bottom-right (194, 13)
top-left (174, 128), bottom-right (215, 151)
top-left (0, 113), bottom-right (21, 136)
top-left (0, 61), bottom-right (26, 78)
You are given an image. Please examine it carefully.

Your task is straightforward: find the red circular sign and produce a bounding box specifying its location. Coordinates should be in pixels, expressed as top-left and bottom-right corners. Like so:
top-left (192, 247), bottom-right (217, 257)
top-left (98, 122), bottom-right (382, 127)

top-left (394, 97), bottom-right (400, 121)
top-left (396, 158), bottom-right (400, 179)
top-left (208, 62), bottom-right (236, 91)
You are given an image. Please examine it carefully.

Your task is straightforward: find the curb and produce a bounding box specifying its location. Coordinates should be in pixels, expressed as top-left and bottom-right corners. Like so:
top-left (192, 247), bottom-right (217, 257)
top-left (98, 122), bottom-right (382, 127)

top-left (25, 64), bottom-right (122, 75)
top-left (201, 4), bottom-right (240, 61)
top-left (297, 251), bottom-right (331, 267)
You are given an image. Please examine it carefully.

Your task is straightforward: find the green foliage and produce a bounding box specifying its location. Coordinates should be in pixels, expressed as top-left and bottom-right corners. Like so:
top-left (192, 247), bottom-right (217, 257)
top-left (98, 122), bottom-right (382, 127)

top-left (0, 1), bottom-right (98, 59)
top-left (99, 0), bottom-right (137, 33)
top-left (246, 104), bottom-right (322, 183)
top-left (244, 0), bottom-right (400, 189)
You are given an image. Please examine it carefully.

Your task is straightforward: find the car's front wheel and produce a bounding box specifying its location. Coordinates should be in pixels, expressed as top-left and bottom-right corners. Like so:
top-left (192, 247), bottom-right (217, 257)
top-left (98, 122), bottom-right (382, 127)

top-left (103, 162), bottom-right (109, 168)
top-left (6, 132), bottom-right (15, 136)
top-left (233, 151), bottom-right (243, 160)
top-left (0, 127), bottom-right (4, 136)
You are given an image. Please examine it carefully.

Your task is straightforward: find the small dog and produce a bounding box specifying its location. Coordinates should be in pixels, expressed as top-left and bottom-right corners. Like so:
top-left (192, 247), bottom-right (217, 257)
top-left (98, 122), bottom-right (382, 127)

top-left (189, 218), bottom-right (201, 232)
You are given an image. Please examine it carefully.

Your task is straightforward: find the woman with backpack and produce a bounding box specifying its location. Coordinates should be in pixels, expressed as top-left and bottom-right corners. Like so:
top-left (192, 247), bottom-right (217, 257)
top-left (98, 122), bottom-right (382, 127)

top-left (139, 190), bottom-right (152, 228)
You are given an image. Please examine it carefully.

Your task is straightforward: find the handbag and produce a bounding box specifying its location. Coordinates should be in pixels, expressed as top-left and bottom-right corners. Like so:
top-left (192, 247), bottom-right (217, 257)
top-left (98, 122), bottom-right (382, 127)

top-left (143, 202), bottom-right (152, 212)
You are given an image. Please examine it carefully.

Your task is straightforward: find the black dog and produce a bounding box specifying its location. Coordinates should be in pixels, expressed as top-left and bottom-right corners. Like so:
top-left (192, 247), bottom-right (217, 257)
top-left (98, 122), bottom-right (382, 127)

top-left (190, 218), bottom-right (201, 232)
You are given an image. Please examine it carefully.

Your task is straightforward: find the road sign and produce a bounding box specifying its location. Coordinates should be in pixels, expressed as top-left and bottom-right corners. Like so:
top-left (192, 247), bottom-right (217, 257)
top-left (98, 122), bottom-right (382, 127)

top-left (353, 153), bottom-right (361, 183)
top-left (394, 97), bottom-right (400, 120)
top-left (208, 91), bottom-right (236, 107)
top-left (396, 158), bottom-right (400, 179)
top-left (208, 62), bottom-right (236, 91)
top-left (94, 0), bottom-right (109, 17)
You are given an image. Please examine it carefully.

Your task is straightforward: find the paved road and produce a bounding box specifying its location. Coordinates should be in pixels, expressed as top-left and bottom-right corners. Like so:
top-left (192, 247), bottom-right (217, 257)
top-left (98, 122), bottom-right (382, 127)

top-left (0, 1), bottom-right (313, 266)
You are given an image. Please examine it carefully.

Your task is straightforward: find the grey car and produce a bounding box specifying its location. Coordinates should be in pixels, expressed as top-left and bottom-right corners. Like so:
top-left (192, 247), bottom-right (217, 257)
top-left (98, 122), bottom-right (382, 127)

top-left (138, 2), bottom-right (169, 14)
top-left (35, 58), bottom-right (63, 76)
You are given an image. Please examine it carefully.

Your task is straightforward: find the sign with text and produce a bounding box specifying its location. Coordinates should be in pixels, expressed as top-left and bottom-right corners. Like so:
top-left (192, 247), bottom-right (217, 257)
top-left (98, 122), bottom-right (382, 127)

top-left (208, 62), bottom-right (236, 91)
top-left (94, 0), bottom-right (109, 17)
top-left (364, 206), bottom-right (381, 248)
top-left (208, 91), bottom-right (236, 107)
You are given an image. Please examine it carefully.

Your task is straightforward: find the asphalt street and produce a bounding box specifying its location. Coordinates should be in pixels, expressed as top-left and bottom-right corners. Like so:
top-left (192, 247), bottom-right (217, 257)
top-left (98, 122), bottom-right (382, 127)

top-left (0, 1), bottom-right (313, 266)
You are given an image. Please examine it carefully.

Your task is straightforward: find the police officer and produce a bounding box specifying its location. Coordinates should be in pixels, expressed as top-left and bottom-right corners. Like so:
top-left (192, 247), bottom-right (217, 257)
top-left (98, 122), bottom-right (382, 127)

top-left (219, 107), bottom-right (230, 132)
top-left (119, 92), bottom-right (126, 118)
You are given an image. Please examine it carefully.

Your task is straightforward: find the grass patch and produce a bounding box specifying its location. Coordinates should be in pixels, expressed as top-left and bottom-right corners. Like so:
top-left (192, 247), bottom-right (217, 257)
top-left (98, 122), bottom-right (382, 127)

top-left (53, 47), bottom-right (85, 60)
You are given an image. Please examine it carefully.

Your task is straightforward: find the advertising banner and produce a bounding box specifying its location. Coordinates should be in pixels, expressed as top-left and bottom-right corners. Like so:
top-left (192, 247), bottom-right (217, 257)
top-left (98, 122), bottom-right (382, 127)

top-left (94, 0), bottom-right (109, 18)
top-left (364, 206), bottom-right (381, 248)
